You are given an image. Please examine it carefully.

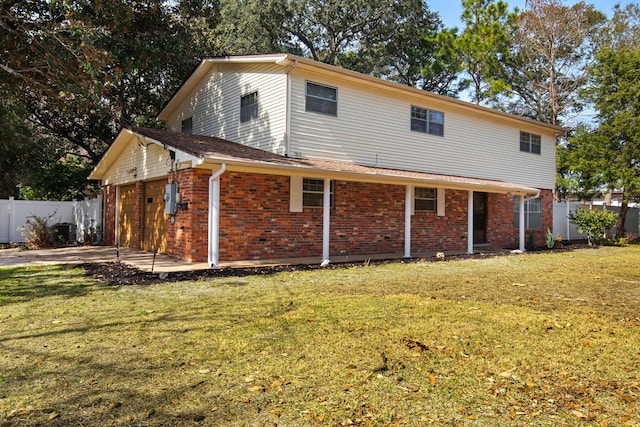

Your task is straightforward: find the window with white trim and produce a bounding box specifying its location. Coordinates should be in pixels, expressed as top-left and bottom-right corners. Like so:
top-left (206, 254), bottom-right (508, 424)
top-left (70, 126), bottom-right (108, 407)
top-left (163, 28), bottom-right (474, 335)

top-left (411, 106), bottom-right (444, 136)
top-left (305, 82), bottom-right (337, 116)
top-left (303, 178), bottom-right (334, 208)
top-left (520, 131), bottom-right (541, 154)
top-left (514, 197), bottom-right (542, 229)
top-left (240, 91), bottom-right (258, 123)
top-left (415, 187), bottom-right (437, 212)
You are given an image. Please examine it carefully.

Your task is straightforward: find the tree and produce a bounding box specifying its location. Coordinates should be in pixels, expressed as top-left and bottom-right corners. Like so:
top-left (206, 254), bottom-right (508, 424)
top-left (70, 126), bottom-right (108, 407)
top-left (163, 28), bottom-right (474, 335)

top-left (505, 0), bottom-right (605, 126)
top-left (564, 46), bottom-right (640, 238)
top-left (0, 93), bottom-right (33, 198)
top-left (215, 0), bottom-right (449, 87)
top-left (455, 0), bottom-right (517, 105)
top-left (568, 207), bottom-right (617, 245)
top-left (397, 27), bottom-right (463, 95)
top-left (0, 1), bottom-right (213, 199)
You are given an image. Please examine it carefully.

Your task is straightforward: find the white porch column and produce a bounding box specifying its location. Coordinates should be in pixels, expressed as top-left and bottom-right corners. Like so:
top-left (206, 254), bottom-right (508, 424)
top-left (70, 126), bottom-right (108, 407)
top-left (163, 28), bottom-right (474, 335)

top-left (519, 194), bottom-right (526, 251)
top-left (467, 191), bottom-right (474, 254)
top-left (208, 164), bottom-right (226, 268)
top-left (322, 178), bottom-right (331, 263)
top-left (404, 185), bottom-right (412, 258)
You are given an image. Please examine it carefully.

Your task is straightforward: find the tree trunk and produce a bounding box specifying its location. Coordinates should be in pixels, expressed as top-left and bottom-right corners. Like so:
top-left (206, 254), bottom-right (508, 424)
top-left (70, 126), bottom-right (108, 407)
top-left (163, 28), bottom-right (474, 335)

top-left (615, 201), bottom-right (629, 239)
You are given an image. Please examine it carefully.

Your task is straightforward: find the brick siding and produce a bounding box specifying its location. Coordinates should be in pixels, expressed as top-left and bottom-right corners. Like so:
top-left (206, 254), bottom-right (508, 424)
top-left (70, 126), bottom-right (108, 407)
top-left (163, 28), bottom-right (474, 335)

top-left (103, 185), bottom-right (116, 246)
top-left (103, 170), bottom-right (553, 263)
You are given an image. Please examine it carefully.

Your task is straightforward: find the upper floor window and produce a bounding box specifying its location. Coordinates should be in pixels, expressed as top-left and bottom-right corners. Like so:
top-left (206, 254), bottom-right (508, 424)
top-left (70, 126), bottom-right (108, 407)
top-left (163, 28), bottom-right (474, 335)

top-left (240, 91), bottom-right (258, 123)
top-left (181, 117), bottom-right (193, 135)
top-left (415, 187), bottom-right (436, 212)
top-left (514, 197), bottom-right (542, 229)
top-left (306, 82), bottom-right (337, 116)
top-left (411, 106), bottom-right (444, 137)
top-left (520, 131), bottom-right (541, 154)
top-left (303, 178), bottom-right (334, 208)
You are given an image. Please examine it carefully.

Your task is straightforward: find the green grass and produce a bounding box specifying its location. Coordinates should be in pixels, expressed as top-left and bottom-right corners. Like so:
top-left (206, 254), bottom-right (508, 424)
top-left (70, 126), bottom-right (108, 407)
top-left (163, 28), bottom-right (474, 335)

top-left (1, 247), bottom-right (639, 426)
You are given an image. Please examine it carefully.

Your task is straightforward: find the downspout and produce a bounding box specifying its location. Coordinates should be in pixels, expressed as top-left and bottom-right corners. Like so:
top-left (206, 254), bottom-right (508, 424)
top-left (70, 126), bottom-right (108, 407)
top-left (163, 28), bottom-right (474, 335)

top-left (519, 189), bottom-right (541, 252)
top-left (208, 164), bottom-right (226, 268)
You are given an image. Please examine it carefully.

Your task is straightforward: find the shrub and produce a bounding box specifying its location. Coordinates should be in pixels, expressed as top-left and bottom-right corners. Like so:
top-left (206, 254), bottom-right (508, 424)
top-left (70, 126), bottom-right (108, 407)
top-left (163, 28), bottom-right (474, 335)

top-left (568, 207), bottom-right (617, 245)
top-left (19, 214), bottom-right (55, 249)
top-left (526, 233), bottom-right (535, 250)
top-left (545, 228), bottom-right (555, 249)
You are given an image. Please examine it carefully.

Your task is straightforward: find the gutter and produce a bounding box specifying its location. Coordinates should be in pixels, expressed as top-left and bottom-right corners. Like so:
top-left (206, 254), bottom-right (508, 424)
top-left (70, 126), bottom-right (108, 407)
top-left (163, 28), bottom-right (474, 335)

top-left (208, 164), bottom-right (226, 268)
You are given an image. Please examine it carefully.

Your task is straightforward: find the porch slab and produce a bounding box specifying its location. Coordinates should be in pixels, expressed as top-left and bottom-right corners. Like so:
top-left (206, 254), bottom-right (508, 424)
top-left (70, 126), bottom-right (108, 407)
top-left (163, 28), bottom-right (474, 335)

top-left (0, 246), bottom-right (475, 273)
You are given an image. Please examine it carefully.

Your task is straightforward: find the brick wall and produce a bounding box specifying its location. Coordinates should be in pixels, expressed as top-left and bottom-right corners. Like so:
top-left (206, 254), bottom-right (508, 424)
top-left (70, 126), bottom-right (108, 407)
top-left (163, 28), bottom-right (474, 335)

top-left (166, 168), bottom-right (211, 262)
top-left (332, 182), bottom-right (406, 256)
top-left (219, 172), bottom-right (323, 261)
top-left (103, 185), bottom-right (116, 246)
top-left (488, 189), bottom-right (554, 249)
top-left (412, 189), bottom-right (469, 253)
top-left (152, 168), bottom-right (554, 263)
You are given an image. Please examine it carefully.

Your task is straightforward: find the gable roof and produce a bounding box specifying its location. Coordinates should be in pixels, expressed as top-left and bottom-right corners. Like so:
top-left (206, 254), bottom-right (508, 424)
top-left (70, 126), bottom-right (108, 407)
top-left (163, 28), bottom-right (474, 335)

top-left (90, 127), bottom-right (541, 196)
top-left (157, 53), bottom-right (567, 135)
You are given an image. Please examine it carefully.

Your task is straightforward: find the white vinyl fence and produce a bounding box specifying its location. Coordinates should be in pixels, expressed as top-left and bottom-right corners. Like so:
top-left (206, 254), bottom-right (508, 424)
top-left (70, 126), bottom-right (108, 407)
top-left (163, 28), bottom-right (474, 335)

top-left (553, 201), bottom-right (640, 241)
top-left (0, 196), bottom-right (102, 244)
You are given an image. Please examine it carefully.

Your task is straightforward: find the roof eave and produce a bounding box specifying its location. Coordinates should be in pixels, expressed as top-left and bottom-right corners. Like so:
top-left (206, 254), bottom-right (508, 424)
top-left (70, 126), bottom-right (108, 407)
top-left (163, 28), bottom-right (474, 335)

top-left (195, 157), bottom-right (539, 196)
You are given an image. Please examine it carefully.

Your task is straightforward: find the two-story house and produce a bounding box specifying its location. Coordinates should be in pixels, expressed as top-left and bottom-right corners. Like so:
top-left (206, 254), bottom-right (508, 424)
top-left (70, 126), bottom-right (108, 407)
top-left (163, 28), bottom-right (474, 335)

top-left (89, 54), bottom-right (565, 267)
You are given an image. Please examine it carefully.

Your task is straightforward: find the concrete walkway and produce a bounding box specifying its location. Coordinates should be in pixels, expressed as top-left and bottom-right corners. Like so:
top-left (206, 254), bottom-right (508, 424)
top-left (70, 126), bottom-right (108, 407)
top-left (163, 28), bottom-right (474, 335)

top-left (0, 245), bottom-right (468, 273)
top-left (0, 246), bottom-right (209, 273)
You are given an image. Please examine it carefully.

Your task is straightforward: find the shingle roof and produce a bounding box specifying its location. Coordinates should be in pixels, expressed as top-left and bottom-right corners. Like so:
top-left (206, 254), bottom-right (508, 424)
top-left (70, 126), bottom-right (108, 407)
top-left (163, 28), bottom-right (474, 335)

top-left (129, 127), bottom-right (540, 195)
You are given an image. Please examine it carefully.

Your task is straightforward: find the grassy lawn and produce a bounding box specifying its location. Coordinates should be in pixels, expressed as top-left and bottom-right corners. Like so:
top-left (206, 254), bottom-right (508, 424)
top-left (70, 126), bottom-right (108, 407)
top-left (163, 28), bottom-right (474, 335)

top-left (1, 247), bottom-right (639, 426)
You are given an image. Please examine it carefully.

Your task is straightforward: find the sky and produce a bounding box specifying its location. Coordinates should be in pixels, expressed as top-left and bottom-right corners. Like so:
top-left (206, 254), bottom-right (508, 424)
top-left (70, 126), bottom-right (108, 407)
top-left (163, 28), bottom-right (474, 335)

top-left (428, 0), bottom-right (636, 29)
top-left (426, 0), bottom-right (635, 125)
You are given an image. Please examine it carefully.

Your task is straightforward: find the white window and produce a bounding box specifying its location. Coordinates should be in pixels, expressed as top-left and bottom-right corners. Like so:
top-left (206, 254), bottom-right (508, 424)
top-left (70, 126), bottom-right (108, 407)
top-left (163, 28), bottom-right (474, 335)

top-left (303, 178), bottom-right (334, 208)
top-left (520, 131), bottom-right (541, 154)
top-left (514, 197), bottom-right (542, 229)
top-left (306, 82), bottom-right (337, 116)
top-left (240, 91), bottom-right (258, 123)
top-left (415, 187), bottom-right (437, 212)
top-left (411, 106), bottom-right (444, 137)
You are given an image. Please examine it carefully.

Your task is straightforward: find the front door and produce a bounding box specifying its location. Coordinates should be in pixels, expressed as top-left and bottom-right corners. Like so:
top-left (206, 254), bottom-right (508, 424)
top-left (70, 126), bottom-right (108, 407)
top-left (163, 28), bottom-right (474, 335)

top-left (473, 192), bottom-right (487, 244)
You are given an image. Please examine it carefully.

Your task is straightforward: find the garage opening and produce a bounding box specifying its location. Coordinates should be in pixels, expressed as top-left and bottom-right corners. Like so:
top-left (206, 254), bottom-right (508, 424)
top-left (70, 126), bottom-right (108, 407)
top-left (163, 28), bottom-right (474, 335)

top-left (118, 184), bottom-right (136, 248)
top-left (142, 179), bottom-right (168, 253)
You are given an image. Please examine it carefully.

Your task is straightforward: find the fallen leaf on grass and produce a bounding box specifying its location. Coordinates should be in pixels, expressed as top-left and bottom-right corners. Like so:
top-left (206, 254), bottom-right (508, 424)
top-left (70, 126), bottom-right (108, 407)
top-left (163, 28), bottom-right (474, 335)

top-left (620, 394), bottom-right (635, 403)
top-left (47, 412), bottom-right (59, 420)
top-left (428, 373), bottom-right (436, 384)
top-left (571, 410), bottom-right (586, 419)
top-left (248, 385), bottom-right (265, 392)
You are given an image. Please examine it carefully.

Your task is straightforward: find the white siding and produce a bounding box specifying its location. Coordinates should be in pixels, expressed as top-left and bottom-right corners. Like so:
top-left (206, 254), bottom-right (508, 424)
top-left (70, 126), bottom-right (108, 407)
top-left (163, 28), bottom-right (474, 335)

top-left (100, 140), bottom-right (171, 186)
top-left (165, 63), bottom-right (288, 155)
top-left (288, 70), bottom-right (556, 189)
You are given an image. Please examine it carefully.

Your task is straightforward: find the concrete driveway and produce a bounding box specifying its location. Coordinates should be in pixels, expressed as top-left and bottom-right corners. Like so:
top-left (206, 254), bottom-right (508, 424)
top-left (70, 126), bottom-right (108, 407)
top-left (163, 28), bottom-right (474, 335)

top-left (0, 246), bottom-right (209, 273)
